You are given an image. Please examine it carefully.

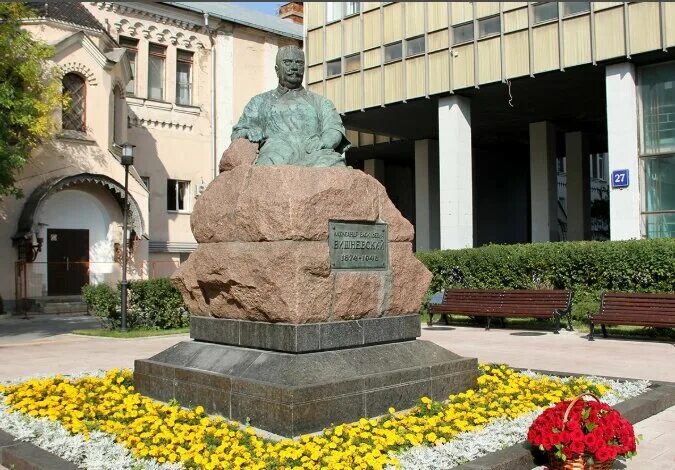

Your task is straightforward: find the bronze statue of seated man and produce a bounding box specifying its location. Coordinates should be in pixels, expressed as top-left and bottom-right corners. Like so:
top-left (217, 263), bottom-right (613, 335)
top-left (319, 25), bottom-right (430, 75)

top-left (231, 45), bottom-right (350, 167)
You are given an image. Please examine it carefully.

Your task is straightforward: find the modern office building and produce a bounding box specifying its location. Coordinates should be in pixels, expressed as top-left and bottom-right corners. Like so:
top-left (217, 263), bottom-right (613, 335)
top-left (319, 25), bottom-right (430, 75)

top-left (1, 1), bottom-right (301, 312)
top-left (304, 2), bottom-right (675, 250)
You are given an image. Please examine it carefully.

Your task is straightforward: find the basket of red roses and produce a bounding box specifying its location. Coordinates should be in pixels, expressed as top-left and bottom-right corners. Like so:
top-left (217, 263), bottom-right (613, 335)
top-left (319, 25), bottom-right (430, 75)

top-left (527, 393), bottom-right (637, 470)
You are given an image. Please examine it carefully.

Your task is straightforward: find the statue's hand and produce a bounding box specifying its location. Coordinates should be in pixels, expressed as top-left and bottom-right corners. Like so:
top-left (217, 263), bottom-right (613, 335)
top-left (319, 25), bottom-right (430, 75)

top-left (304, 135), bottom-right (323, 153)
top-left (246, 128), bottom-right (264, 143)
top-left (320, 129), bottom-right (342, 150)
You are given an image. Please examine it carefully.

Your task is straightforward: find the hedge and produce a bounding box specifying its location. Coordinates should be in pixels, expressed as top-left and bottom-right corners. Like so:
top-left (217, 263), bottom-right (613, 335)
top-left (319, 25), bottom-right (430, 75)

top-left (82, 278), bottom-right (188, 330)
top-left (416, 238), bottom-right (675, 321)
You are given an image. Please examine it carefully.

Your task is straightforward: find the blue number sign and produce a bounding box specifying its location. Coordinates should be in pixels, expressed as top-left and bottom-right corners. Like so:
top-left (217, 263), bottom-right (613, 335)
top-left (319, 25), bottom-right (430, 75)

top-left (611, 169), bottom-right (629, 189)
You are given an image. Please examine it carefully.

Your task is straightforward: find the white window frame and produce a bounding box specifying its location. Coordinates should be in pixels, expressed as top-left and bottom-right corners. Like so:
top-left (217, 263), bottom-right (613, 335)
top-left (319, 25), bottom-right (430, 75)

top-left (148, 43), bottom-right (166, 101)
top-left (176, 49), bottom-right (193, 106)
top-left (167, 179), bottom-right (190, 213)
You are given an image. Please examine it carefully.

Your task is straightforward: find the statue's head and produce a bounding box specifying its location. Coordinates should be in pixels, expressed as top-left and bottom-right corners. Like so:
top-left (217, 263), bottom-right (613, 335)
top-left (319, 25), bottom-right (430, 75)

top-left (275, 45), bottom-right (305, 89)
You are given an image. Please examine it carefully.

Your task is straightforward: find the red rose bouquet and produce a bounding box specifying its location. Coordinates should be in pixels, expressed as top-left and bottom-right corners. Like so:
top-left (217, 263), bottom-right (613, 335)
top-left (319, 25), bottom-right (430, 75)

top-left (527, 394), bottom-right (637, 470)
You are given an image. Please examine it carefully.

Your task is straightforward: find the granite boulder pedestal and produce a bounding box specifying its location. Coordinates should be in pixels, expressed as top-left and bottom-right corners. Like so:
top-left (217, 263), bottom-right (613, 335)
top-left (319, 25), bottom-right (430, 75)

top-left (134, 140), bottom-right (477, 437)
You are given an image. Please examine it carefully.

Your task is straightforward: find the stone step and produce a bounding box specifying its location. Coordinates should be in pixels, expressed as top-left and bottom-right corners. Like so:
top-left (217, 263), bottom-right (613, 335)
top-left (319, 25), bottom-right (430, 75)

top-left (40, 302), bottom-right (88, 314)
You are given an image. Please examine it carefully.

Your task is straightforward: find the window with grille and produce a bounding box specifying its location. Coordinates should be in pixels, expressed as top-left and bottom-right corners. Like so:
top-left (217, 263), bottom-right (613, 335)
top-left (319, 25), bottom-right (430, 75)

top-left (62, 73), bottom-right (86, 131)
top-left (167, 179), bottom-right (190, 212)
top-left (119, 36), bottom-right (138, 96)
top-left (176, 49), bottom-right (193, 105)
top-left (148, 43), bottom-right (166, 101)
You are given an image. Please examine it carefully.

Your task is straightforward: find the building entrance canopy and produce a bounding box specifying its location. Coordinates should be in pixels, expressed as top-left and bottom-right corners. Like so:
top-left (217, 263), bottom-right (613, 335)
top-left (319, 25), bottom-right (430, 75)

top-left (13, 173), bottom-right (146, 242)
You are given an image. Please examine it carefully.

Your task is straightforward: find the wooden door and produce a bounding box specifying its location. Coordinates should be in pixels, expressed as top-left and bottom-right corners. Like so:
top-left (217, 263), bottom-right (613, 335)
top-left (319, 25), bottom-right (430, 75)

top-left (47, 229), bottom-right (89, 296)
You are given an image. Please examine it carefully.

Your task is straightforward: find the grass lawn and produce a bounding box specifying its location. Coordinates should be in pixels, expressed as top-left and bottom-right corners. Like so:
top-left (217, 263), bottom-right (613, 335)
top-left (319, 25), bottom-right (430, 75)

top-left (71, 327), bottom-right (189, 338)
top-left (421, 313), bottom-right (675, 340)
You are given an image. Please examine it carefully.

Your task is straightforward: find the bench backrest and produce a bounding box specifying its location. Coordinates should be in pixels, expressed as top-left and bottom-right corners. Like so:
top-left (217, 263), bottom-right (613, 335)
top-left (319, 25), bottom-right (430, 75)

top-left (442, 289), bottom-right (571, 315)
top-left (600, 292), bottom-right (675, 318)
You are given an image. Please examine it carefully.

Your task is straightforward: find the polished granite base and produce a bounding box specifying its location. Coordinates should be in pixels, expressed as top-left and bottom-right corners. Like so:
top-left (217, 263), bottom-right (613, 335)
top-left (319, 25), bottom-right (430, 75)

top-left (135, 317), bottom-right (477, 436)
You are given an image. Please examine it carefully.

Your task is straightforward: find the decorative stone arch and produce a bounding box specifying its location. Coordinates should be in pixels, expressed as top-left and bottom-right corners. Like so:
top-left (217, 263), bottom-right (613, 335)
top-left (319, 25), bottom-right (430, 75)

top-left (13, 173), bottom-right (146, 244)
top-left (112, 78), bottom-right (126, 98)
top-left (58, 62), bottom-right (97, 86)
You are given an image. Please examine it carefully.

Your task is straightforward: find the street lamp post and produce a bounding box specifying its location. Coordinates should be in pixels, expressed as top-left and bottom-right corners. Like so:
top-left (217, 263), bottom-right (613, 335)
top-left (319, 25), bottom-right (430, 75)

top-left (120, 143), bottom-right (135, 331)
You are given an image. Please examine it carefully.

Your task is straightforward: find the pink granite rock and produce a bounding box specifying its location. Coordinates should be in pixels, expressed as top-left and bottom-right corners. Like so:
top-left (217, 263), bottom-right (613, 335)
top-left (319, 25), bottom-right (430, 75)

top-left (218, 138), bottom-right (258, 172)
top-left (173, 240), bottom-right (429, 323)
top-left (172, 149), bottom-right (432, 324)
top-left (191, 165), bottom-right (413, 243)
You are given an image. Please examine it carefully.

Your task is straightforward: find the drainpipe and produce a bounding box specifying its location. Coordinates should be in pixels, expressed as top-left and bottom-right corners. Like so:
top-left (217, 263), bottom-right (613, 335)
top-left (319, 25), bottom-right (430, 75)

top-left (205, 12), bottom-right (218, 180)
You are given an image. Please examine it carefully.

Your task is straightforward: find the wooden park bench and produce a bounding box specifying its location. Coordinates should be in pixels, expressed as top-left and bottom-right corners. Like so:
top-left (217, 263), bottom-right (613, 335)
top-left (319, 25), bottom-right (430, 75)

top-left (589, 292), bottom-right (675, 341)
top-left (428, 288), bottom-right (573, 333)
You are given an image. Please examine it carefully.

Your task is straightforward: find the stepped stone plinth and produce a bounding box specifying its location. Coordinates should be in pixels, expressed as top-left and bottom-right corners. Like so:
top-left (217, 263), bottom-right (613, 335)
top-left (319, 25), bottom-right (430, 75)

top-left (135, 93), bottom-right (477, 437)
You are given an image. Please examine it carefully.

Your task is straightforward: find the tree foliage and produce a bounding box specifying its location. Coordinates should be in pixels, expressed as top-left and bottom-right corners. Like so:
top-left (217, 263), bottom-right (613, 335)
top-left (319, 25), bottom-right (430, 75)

top-left (0, 3), bottom-right (61, 198)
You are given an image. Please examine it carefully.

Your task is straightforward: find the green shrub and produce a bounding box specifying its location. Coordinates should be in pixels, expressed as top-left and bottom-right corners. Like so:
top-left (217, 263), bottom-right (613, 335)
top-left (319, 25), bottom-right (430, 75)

top-left (127, 278), bottom-right (189, 330)
top-left (81, 283), bottom-right (118, 327)
top-left (416, 239), bottom-right (675, 321)
top-left (81, 278), bottom-right (188, 330)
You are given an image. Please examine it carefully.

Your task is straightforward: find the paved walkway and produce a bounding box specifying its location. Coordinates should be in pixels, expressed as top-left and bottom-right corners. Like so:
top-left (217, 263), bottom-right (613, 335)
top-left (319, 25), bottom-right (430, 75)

top-left (420, 325), bottom-right (675, 469)
top-left (0, 314), bottom-right (99, 345)
top-left (420, 325), bottom-right (675, 381)
top-left (0, 317), bottom-right (672, 468)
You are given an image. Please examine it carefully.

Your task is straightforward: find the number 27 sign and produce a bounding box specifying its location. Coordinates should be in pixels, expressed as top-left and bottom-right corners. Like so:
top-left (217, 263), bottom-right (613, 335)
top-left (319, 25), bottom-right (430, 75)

top-left (611, 169), bottom-right (629, 189)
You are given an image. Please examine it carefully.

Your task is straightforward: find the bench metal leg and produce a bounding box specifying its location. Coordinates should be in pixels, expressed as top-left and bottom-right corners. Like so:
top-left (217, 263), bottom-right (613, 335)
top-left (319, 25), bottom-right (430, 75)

top-left (427, 313), bottom-right (434, 327)
top-left (566, 311), bottom-right (574, 331)
top-left (486, 317), bottom-right (491, 331)
top-left (500, 317), bottom-right (506, 328)
top-left (441, 314), bottom-right (450, 325)
top-left (589, 320), bottom-right (595, 341)
top-left (553, 313), bottom-right (561, 334)
top-left (601, 325), bottom-right (608, 338)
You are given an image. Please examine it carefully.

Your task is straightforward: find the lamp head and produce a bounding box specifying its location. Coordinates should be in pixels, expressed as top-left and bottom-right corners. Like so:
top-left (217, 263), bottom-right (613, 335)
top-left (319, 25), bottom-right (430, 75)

top-left (120, 142), bottom-right (136, 166)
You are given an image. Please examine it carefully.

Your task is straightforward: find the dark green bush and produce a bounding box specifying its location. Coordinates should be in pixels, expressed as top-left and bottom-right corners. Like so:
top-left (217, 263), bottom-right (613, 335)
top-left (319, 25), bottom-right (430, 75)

top-left (416, 239), bottom-right (675, 320)
top-left (81, 283), bottom-right (118, 327)
top-left (127, 278), bottom-right (188, 329)
top-left (82, 278), bottom-right (188, 330)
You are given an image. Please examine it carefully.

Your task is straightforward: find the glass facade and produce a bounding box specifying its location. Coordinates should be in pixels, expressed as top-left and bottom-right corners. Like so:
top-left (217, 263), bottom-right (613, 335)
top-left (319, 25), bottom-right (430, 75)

top-left (326, 59), bottom-right (341, 77)
top-left (639, 62), bottom-right (675, 238)
top-left (452, 22), bottom-right (474, 45)
top-left (384, 42), bottom-right (402, 62)
top-left (533, 2), bottom-right (559, 24)
top-left (478, 16), bottom-right (500, 38)
top-left (405, 36), bottom-right (425, 57)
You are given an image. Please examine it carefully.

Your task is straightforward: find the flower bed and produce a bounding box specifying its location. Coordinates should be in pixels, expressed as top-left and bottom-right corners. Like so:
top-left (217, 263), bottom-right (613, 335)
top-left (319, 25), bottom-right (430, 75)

top-left (0, 366), bottom-right (649, 470)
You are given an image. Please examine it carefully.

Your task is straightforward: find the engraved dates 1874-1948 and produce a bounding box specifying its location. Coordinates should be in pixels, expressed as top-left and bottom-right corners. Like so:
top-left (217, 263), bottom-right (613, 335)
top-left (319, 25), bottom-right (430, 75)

top-left (329, 221), bottom-right (388, 271)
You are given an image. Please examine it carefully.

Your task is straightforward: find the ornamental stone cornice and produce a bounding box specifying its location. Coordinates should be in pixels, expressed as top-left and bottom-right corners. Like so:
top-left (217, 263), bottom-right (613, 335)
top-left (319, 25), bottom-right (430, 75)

top-left (108, 16), bottom-right (206, 49)
top-left (58, 62), bottom-right (98, 85)
top-left (92, 2), bottom-right (205, 34)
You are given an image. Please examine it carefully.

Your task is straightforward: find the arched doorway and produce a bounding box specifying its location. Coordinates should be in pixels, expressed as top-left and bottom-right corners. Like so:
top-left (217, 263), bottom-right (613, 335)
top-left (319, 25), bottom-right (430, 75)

top-left (13, 173), bottom-right (145, 297)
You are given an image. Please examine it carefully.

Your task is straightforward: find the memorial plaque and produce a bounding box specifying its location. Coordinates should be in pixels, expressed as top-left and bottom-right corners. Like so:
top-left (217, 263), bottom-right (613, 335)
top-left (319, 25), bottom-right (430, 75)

top-left (329, 221), bottom-right (388, 270)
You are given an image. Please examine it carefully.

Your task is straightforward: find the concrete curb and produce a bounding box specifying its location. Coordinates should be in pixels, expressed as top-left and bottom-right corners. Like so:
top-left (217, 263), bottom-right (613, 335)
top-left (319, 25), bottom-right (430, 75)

top-left (451, 381), bottom-right (675, 470)
top-left (0, 430), bottom-right (77, 470)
